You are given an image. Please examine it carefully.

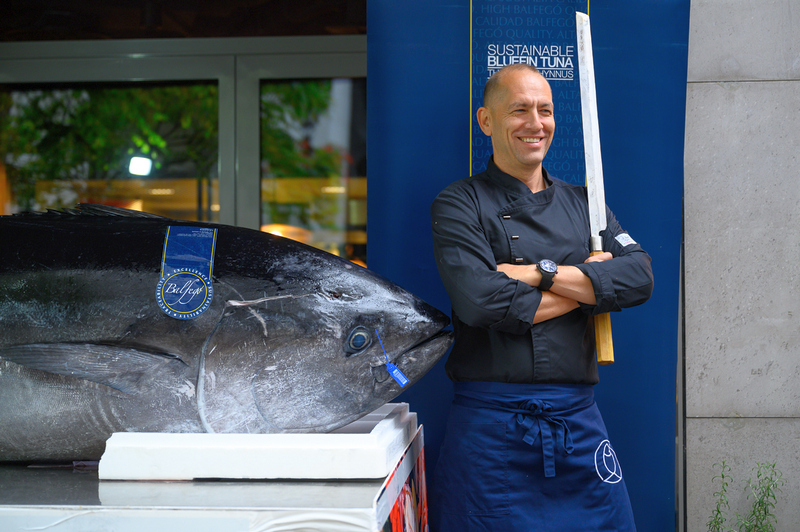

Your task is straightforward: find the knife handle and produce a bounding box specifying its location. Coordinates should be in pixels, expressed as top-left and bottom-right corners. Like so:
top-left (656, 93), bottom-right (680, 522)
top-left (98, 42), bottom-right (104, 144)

top-left (594, 312), bottom-right (614, 365)
top-left (590, 250), bottom-right (615, 365)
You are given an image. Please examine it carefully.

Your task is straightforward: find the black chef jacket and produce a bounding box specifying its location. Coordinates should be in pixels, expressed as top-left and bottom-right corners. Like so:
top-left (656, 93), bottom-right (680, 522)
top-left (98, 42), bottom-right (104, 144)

top-left (431, 159), bottom-right (653, 384)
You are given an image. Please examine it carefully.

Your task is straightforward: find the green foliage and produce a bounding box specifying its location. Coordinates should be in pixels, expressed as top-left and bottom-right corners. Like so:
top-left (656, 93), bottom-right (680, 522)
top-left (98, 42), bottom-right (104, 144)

top-left (1, 77), bottom-right (347, 237)
top-left (706, 460), bottom-right (784, 532)
top-left (260, 80), bottom-right (341, 178)
top-left (0, 84), bottom-right (219, 211)
top-left (1, 79), bottom-right (343, 215)
top-left (734, 462), bottom-right (784, 532)
top-left (708, 460), bottom-right (731, 532)
top-left (259, 80), bottom-right (350, 232)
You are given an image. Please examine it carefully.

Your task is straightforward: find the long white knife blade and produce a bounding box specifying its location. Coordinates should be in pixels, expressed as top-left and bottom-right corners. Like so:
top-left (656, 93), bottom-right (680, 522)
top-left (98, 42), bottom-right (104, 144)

top-left (577, 11), bottom-right (615, 365)
top-left (576, 12), bottom-right (606, 253)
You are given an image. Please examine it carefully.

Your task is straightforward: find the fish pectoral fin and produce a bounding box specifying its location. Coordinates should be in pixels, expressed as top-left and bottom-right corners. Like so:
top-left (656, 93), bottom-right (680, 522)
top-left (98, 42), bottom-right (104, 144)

top-left (0, 343), bottom-right (187, 395)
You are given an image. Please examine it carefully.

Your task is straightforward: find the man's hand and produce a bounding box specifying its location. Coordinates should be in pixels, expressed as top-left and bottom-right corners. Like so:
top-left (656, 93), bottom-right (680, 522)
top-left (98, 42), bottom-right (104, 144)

top-left (585, 251), bottom-right (612, 263)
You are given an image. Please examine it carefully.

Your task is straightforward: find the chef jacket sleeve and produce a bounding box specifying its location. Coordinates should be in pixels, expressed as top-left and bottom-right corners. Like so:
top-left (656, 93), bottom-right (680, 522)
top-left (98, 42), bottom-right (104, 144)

top-left (431, 186), bottom-right (540, 335)
top-left (574, 205), bottom-right (654, 315)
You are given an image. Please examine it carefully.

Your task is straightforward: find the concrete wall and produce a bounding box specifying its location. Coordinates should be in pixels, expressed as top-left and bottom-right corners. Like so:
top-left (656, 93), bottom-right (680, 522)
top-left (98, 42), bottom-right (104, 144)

top-left (684, 0), bottom-right (800, 529)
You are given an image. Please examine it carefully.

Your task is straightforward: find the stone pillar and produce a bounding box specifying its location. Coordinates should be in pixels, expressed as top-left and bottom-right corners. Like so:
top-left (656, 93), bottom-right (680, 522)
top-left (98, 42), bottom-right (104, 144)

top-left (684, 0), bottom-right (800, 529)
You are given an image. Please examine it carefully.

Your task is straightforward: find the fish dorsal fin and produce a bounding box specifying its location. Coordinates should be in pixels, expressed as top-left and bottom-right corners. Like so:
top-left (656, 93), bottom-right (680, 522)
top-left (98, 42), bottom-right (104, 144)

top-left (0, 343), bottom-right (188, 395)
top-left (9, 204), bottom-right (169, 220)
top-left (74, 203), bottom-right (169, 218)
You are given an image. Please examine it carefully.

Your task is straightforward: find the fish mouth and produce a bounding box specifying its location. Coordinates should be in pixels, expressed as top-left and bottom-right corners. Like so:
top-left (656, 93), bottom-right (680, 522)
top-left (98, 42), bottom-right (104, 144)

top-left (371, 329), bottom-right (453, 383)
top-left (400, 329), bottom-right (453, 357)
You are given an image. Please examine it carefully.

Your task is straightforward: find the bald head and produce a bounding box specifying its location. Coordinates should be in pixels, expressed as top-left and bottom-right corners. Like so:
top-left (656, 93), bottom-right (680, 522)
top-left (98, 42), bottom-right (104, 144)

top-left (483, 64), bottom-right (546, 109)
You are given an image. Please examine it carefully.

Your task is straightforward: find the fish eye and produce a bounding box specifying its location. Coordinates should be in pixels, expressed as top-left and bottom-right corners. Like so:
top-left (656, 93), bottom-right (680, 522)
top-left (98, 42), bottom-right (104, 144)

top-left (345, 327), bottom-right (372, 355)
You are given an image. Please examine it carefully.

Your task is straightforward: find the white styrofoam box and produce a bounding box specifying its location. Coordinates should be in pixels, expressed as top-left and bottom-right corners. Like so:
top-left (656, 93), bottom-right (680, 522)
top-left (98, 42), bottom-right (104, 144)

top-left (98, 403), bottom-right (416, 481)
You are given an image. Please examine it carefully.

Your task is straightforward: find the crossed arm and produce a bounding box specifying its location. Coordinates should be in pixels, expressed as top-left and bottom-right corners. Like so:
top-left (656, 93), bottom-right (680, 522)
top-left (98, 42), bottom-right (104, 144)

top-left (497, 252), bottom-right (613, 324)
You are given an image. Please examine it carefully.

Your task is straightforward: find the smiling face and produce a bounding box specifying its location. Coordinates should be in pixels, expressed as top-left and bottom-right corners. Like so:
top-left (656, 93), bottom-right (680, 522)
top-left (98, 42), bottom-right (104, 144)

top-left (477, 67), bottom-right (555, 190)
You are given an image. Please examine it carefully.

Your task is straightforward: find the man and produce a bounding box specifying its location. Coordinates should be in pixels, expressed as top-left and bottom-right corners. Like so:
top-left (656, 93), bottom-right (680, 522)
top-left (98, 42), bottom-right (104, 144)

top-left (429, 64), bottom-right (653, 530)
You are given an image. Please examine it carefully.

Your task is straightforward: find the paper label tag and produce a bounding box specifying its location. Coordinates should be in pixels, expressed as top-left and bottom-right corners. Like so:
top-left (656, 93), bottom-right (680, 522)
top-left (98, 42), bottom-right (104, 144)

top-left (615, 233), bottom-right (637, 247)
top-left (156, 226), bottom-right (218, 320)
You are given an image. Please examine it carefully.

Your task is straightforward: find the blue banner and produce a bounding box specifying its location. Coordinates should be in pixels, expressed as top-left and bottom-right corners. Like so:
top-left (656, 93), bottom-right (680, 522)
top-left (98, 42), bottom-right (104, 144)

top-left (471, 0), bottom-right (588, 184)
top-left (156, 226), bottom-right (217, 320)
top-left (369, 1), bottom-right (689, 528)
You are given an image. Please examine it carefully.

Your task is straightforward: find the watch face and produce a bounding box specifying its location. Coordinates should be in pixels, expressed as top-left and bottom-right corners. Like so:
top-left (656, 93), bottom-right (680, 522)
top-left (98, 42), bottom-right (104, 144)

top-left (539, 259), bottom-right (558, 273)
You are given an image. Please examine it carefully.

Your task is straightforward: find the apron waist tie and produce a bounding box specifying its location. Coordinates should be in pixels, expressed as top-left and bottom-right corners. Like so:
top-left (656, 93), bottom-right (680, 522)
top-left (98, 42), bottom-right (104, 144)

top-left (454, 393), bottom-right (575, 478)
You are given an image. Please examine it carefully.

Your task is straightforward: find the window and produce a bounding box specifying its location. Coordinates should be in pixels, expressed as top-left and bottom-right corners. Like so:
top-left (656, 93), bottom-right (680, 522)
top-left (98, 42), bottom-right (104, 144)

top-left (0, 82), bottom-right (219, 221)
top-left (259, 78), bottom-right (366, 264)
top-left (0, 36), bottom-right (367, 251)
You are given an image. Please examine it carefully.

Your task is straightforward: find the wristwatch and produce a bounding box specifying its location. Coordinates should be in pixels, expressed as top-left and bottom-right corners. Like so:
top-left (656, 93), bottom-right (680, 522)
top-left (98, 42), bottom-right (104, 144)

top-left (536, 259), bottom-right (558, 291)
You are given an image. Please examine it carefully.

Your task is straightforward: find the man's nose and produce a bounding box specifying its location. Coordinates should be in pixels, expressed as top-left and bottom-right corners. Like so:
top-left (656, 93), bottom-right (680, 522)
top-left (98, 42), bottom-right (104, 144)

top-left (526, 111), bottom-right (543, 129)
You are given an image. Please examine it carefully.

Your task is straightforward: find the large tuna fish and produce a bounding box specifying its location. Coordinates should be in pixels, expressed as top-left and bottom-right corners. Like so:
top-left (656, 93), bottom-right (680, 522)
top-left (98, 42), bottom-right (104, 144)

top-left (0, 205), bottom-right (452, 462)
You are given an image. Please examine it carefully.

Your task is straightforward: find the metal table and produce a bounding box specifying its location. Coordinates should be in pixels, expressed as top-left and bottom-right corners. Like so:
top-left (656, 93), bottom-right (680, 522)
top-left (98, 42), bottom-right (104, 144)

top-left (0, 464), bottom-right (389, 531)
top-left (0, 418), bottom-right (426, 531)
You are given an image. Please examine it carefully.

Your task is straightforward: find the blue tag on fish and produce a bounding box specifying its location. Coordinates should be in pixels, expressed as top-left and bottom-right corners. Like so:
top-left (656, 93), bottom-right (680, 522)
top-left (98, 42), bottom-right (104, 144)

top-left (387, 363), bottom-right (410, 388)
top-left (156, 226), bottom-right (217, 320)
top-left (375, 329), bottom-right (409, 388)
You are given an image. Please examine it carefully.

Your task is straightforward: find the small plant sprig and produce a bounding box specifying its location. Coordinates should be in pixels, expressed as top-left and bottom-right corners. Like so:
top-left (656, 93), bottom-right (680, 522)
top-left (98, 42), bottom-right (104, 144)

top-left (707, 460), bottom-right (732, 532)
top-left (734, 461), bottom-right (784, 532)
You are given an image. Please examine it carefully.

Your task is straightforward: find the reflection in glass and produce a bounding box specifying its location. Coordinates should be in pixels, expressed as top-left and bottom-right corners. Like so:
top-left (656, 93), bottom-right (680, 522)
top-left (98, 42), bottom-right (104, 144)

top-left (0, 83), bottom-right (219, 221)
top-left (260, 78), bottom-right (366, 265)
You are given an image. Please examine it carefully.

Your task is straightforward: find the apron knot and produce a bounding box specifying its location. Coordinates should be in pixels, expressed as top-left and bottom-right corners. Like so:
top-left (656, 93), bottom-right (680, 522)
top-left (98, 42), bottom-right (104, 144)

top-left (514, 399), bottom-right (574, 478)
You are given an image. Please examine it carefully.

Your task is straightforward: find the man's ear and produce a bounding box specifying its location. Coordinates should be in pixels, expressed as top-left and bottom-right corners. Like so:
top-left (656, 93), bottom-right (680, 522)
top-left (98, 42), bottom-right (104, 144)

top-left (476, 106), bottom-right (492, 137)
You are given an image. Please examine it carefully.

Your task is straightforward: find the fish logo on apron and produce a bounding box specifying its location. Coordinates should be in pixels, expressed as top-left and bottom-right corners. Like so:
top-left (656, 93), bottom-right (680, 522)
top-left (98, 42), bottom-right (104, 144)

top-left (594, 439), bottom-right (623, 484)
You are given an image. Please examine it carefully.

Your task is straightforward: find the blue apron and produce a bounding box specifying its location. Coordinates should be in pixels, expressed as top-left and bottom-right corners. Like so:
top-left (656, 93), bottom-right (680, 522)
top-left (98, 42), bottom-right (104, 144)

top-left (431, 382), bottom-right (636, 531)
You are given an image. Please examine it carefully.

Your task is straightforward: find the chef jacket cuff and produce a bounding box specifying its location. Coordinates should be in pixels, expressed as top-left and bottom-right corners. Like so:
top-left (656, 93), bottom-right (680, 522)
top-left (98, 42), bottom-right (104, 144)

top-left (491, 281), bottom-right (541, 335)
top-left (574, 262), bottom-right (619, 315)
